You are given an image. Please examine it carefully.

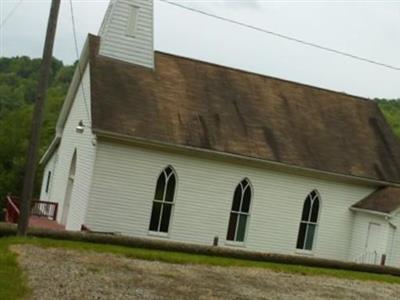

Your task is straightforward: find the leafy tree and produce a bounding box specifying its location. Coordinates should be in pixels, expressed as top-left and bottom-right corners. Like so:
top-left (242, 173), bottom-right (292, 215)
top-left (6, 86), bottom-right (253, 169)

top-left (0, 106), bottom-right (33, 202)
top-left (0, 56), bottom-right (74, 208)
top-left (376, 98), bottom-right (400, 138)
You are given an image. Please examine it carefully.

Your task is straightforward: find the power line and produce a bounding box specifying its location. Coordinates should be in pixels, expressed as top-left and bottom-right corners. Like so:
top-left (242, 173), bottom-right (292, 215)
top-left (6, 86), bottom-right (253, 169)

top-left (69, 0), bottom-right (91, 124)
top-left (159, 0), bottom-right (400, 72)
top-left (0, 0), bottom-right (24, 29)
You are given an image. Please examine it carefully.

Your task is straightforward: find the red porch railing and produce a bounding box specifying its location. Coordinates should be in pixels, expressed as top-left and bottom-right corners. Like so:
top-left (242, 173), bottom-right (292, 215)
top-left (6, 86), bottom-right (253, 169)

top-left (5, 195), bottom-right (20, 223)
top-left (31, 200), bottom-right (58, 221)
top-left (5, 195), bottom-right (59, 223)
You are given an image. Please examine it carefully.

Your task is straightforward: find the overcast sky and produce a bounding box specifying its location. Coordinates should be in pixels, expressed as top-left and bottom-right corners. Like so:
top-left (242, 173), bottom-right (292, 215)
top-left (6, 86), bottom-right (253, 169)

top-left (0, 0), bottom-right (399, 99)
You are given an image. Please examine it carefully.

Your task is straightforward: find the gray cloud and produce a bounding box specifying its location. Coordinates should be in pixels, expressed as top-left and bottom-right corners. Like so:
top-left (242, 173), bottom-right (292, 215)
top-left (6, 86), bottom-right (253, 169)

top-left (221, 0), bottom-right (260, 9)
top-left (186, 0), bottom-right (260, 11)
top-left (1, 0), bottom-right (399, 99)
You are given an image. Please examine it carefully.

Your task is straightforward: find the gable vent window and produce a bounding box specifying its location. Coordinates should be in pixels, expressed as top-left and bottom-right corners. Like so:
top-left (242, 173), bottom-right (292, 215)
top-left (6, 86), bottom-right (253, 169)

top-left (296, 190), bottom-right (320, 251)
top-left (149, 166), bottom-right (176, 233)
top-left (226, 178), bottom-right (252, 242)
top-left (45, 171), bottom-right (52, 194)
top-left (126, 6), bottom-right (139, 37)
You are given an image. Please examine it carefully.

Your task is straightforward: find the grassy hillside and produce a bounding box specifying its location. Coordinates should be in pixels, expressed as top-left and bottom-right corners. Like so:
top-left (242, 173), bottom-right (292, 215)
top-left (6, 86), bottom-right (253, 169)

top-left (0, 56), bottom-right (74, 205)
top-left (0, 56), bottom-right (398, 207)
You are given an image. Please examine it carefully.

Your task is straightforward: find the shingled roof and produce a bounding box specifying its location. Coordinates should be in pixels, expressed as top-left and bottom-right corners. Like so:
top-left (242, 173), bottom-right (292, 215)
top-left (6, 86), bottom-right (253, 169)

top-left (352, 187), bottom-right (400, 214)
top-left (87, 35), bottom-right (400, 184)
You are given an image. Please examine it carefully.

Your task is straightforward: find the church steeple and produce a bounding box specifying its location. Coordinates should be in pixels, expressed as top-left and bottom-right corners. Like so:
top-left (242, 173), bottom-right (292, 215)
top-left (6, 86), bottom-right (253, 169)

top-left (98, 0), bottom-right (154, 68)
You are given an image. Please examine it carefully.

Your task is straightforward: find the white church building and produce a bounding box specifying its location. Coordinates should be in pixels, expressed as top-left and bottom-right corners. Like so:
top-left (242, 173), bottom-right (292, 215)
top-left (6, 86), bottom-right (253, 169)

top-left (39, 0), bottom-right (400, 266)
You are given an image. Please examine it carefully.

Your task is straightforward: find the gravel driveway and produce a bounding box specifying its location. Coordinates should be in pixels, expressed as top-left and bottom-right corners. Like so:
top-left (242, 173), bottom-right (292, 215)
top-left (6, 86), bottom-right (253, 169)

top-left (12, 244), bottom-right (400, 300)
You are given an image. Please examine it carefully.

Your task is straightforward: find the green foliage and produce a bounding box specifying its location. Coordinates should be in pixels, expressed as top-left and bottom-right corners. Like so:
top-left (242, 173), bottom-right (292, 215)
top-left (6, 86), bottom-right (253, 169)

top-left (0, 56), bottom-right (74, 207)
top-left (0, 106), bottom-right (32, 204)
top-left (377, 98), bottom-right (400, 138)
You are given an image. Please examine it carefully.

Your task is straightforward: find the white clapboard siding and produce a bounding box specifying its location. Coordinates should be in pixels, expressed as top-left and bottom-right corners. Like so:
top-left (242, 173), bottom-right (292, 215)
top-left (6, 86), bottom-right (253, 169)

top-left (386, 222), bottom-right (397, 267)
top-left (99, 0), bottom-right (154, 68)
top-left (41, 65), bottom-right (96, 230)
top-left (385, 213), bottom-right (400, 267)
top-left (39, 150), bottom-right (58, 201)
top-left (98, 0), bottom-right (115, 36)
top-left (85, 141), bottom-right (376, 261)
top-left (348, 212), bottom-right (388, 263)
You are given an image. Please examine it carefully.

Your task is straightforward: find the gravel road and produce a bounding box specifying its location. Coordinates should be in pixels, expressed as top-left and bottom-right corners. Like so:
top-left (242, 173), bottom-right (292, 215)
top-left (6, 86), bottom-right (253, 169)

top-left (11, 244), bottom-right (400, 300)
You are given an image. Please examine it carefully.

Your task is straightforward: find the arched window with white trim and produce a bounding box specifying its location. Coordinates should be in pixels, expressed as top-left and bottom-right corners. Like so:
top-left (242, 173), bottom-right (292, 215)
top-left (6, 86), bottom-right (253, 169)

top-left (226, 178), bottom-right (252, 242)
top-left (149, 166), bottom-right (176, 233)
top-left (296, 190), bottom-right (320, 250)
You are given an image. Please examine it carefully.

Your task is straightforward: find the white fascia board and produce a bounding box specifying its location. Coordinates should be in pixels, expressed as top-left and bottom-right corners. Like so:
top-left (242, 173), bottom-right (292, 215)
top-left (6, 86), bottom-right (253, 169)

top-left (92, 128), bottom-right (400, 188)
top-left (349, 207), bottom-right (391, 218)
top-left (40, 36), bottom-right (91, 165)
top-left (39, 136), bottom-right (61, 165)
top-left (55, 36), bottom-right (91, 135)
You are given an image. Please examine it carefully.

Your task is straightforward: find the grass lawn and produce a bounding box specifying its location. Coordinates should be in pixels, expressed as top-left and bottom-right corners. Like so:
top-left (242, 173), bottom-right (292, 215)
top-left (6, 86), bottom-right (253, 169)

top-left (1, 236), bottom-right (400, 299)
top-left (0, 238), bottom-right (30, 299)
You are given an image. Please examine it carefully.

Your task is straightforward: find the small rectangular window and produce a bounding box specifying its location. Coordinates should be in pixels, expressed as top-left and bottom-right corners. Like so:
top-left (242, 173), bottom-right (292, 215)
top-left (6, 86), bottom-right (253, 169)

top-left (45, 171), bottom-right (52, 193)
top-left (126, 6), bottom-right (139, 37)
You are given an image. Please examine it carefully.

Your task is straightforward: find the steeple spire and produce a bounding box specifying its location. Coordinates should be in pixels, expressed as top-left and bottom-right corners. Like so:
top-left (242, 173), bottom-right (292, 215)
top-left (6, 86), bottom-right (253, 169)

top-left (99, 0), bottom-right (154, 68)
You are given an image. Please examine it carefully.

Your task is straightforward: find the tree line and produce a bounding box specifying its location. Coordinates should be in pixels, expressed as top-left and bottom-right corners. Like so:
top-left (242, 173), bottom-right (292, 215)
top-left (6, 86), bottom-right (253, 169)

top-left (0, 56), bottom-right (74, 207)
top-left (0, 56), bottom-right (399, 208)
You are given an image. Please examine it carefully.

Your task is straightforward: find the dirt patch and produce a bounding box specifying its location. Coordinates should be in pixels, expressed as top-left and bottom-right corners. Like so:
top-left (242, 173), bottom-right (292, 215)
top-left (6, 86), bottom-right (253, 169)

top-left (11, 245), bottom-right (400, 299)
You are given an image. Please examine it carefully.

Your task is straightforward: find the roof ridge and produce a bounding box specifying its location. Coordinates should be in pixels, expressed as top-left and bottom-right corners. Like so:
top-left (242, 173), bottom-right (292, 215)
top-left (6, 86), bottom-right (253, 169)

top-left (154, 50), bottom-right (373, 104)
top-left (90, 38), bottom-right (400, 184)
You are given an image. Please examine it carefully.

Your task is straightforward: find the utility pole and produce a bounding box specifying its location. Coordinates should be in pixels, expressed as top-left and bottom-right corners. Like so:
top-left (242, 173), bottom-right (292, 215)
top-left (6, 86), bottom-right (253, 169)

top-left (17, 0), bottom-right (61, 236)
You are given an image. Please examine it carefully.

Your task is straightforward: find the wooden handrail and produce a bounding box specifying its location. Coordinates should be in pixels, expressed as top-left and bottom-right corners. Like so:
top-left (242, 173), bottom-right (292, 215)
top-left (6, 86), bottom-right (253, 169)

top-left (5, 195), bottom-right (20, 223)
top-left (31, 200), bottom-right (58, 205)
top-left (8, 196), bottom-right (58, 205)
top-left (5, 195), bottom-right (59, 222)
top-left (6, 196), bottom-right (20, 215)
top-left (30, 200), bottom-right (59, 221)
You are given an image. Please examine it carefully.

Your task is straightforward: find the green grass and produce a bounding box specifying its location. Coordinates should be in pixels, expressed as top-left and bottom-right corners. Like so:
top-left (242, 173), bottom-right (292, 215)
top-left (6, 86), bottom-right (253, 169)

top-left (1, 236), bottom-right (400, 299)
top-left (0, 238), bottom-right (30, 300)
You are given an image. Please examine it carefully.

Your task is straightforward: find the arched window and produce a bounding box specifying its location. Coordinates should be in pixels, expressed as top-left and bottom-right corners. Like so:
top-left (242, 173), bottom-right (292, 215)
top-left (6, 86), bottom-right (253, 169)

top-left (226, 178), bottom-right (252, 242)
top-left (149, 166), bottom-right (176, 233)
top-left (296, 190), bottom-right (320, 250)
